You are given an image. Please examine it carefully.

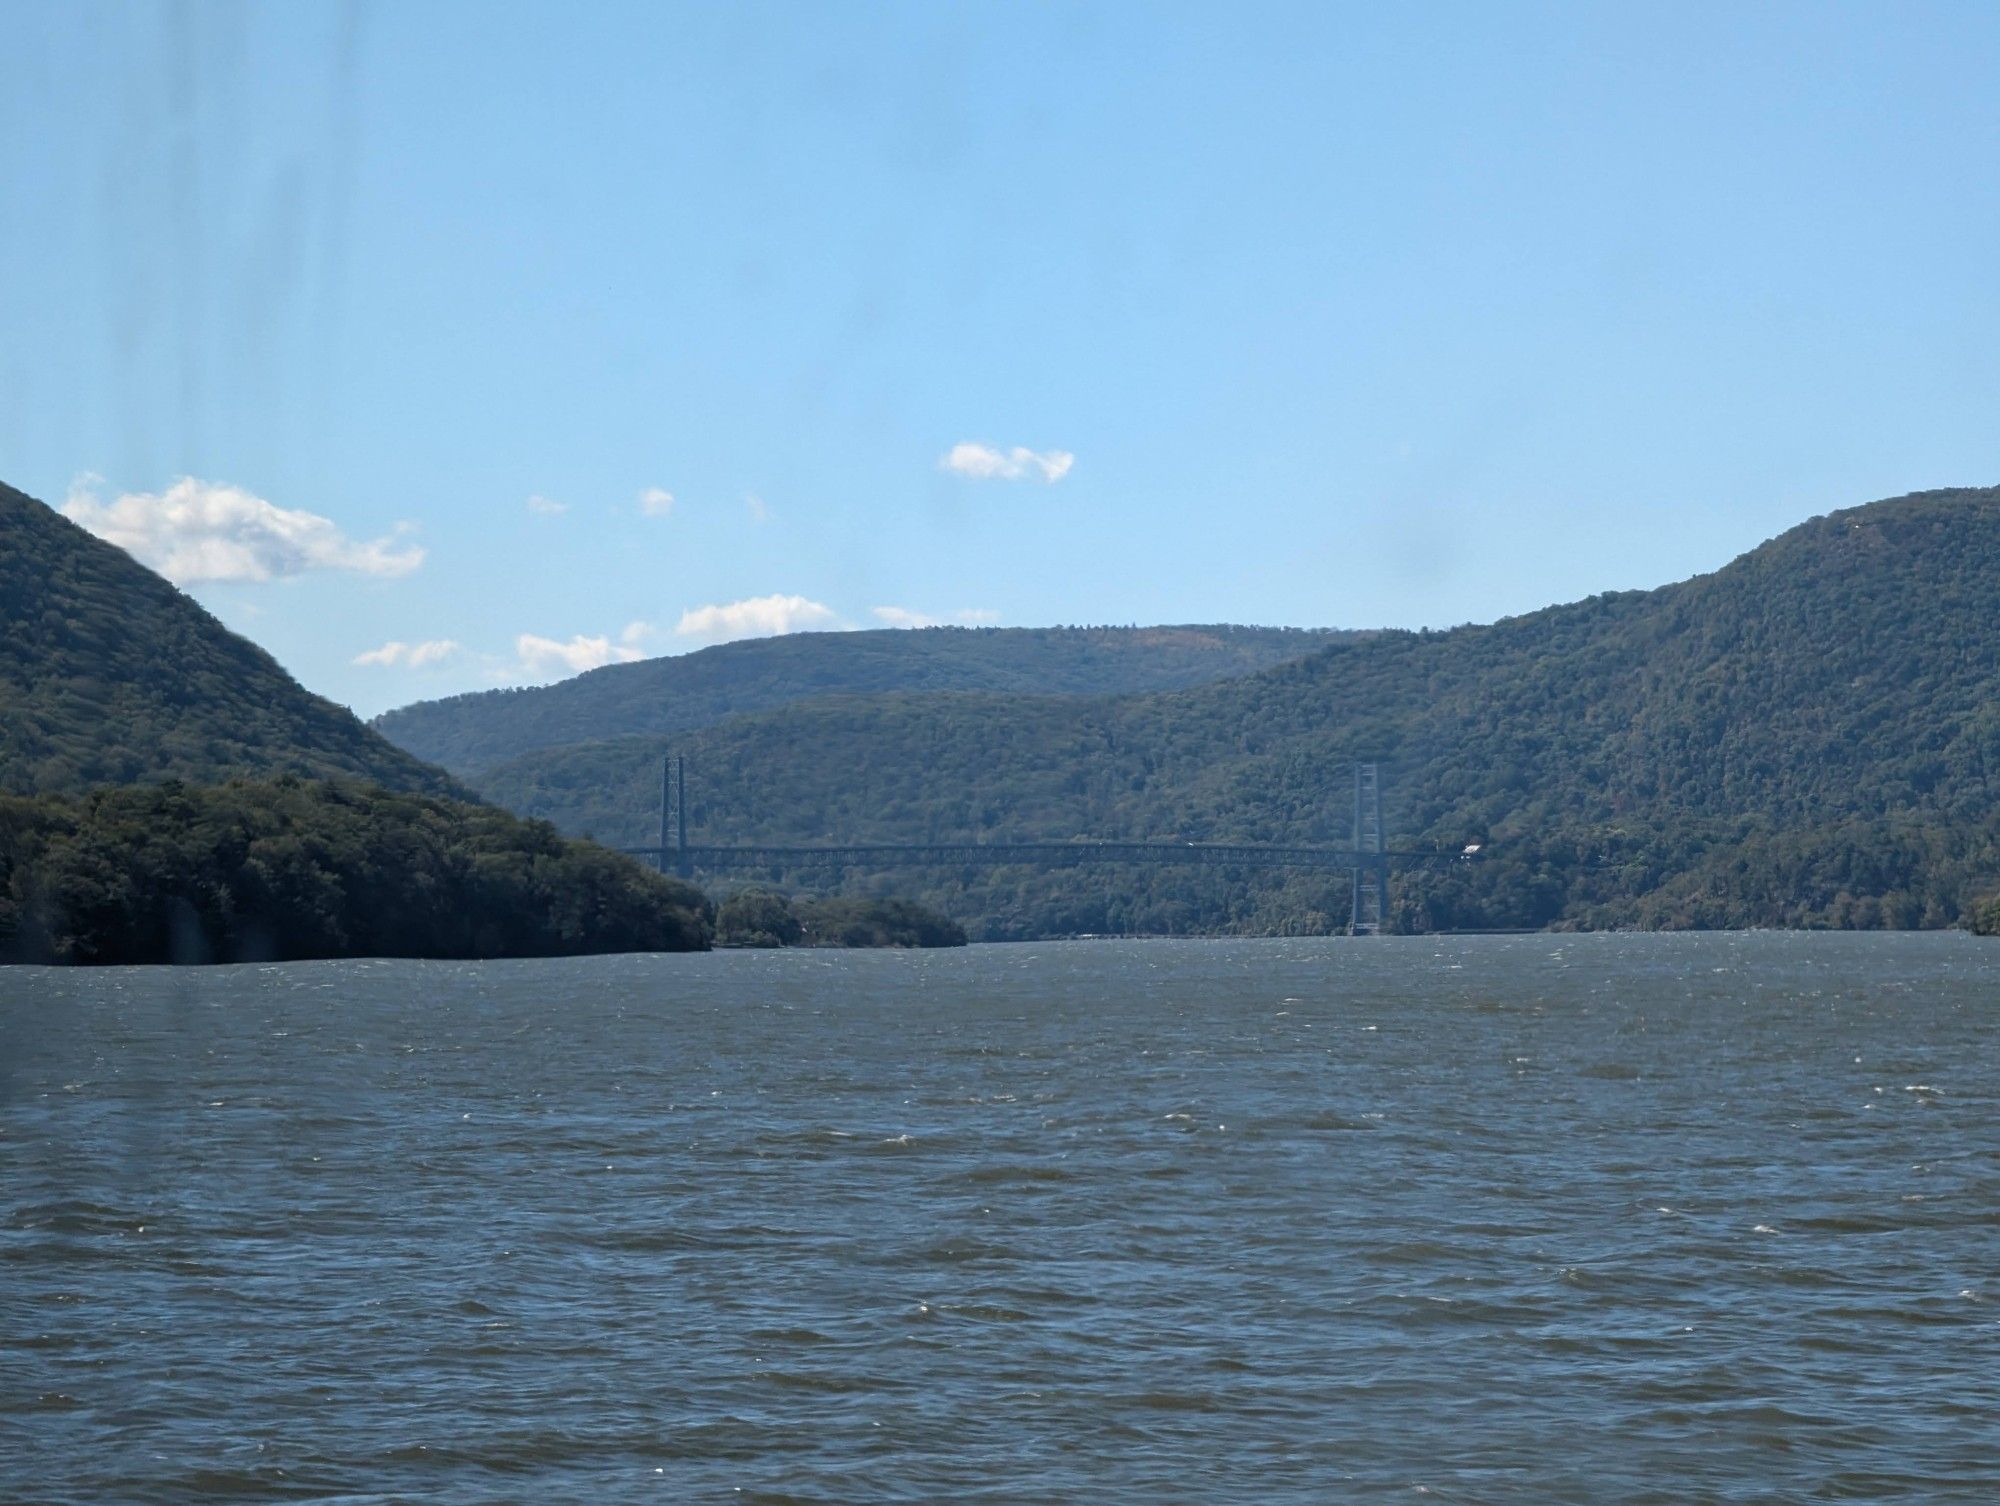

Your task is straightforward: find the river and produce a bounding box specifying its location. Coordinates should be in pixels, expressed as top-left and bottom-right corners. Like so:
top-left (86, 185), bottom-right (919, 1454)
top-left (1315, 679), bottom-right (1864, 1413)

top-left (4, 933), bottom-right (1996, 1502)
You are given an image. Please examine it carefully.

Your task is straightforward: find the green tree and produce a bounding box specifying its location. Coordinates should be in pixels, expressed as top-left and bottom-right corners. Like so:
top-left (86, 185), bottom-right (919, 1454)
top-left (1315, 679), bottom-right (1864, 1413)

top-left (716, 889), bottom-right (804, 948)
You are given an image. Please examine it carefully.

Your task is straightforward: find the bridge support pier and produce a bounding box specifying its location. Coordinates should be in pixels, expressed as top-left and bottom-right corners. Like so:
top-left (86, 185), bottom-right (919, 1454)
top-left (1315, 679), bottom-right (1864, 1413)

top-left (660, 754), bottom-right (690, 879)
top-left (1349, 761), bottom-right (1385, 935)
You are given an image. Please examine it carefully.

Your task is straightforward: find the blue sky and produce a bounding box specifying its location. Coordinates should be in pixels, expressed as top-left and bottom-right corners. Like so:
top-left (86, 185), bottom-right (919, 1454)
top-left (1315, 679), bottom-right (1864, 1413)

top-left (5, 1), bottom-right (1999, 716)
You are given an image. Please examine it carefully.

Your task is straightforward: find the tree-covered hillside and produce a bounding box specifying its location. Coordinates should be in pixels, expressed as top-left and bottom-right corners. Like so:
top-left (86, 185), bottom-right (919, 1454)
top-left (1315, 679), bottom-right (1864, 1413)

top-left (372, 624), bottom-right (1350, 776)
top-left (1973, 894), bottom-right (2000, 936)
top-left (0, 482), bottom-right (454, 797)
top-left (474, 487), bottom-right (2000, 936)
top-left (0, 778), bottom-right (712, 964)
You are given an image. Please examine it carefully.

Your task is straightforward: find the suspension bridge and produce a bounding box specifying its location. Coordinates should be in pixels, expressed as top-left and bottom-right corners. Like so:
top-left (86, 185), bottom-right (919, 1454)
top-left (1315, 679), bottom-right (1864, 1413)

top-left (622, 755), bottom-right (1464, 935)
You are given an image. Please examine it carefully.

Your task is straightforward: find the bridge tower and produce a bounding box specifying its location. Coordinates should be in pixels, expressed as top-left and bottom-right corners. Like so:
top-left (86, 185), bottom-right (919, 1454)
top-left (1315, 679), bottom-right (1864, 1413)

top-left (1349, 761), bottom-right (1385, 936)
top-left (659, 754), bottom-right (689, 878)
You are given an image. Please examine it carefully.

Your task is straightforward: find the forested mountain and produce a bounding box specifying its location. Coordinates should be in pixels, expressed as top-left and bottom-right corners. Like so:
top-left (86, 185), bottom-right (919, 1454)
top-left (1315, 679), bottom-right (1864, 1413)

top-left (0, 482), bottom-right (453, 797)
top-left (475, 487), bottom-right (2000, 937)
top-left (0, 480), bottom-right (963, 963)
top-left (372, 624), bottom-right (1349, 775)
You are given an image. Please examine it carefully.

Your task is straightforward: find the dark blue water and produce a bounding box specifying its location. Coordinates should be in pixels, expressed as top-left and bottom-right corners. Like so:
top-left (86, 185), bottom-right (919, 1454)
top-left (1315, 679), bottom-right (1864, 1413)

top-left (4, 934), bottom-right (1997, 1503)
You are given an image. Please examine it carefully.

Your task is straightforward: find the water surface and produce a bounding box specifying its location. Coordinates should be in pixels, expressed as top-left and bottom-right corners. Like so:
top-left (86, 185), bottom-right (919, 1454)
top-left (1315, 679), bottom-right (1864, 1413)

top-left (4, 934), bottom-right (1997, 1502)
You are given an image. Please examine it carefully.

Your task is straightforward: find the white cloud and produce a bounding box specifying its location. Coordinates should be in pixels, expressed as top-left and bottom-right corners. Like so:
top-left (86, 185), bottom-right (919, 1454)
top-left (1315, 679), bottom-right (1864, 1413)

top-left (354, 639), bottom-right (461, 668)
top-left (62, 476), bottom-right (423, 585)
top-left (870, 606), bottom-right (937, 629)
top-left (526, 494), bottom-right (568, 515)
top-left (511, 620), bottom-right (654, 680)
top-left (744, 492), bottom-right (770, 523)
top-left (675, 593), bottom-right (839, 647)
top-left (871, 606), bottom-right (1001, 629)
top-left (515, 632), bottom-right (644, 678)
top-left (939, 442), bottom-right (1074, 483)
top-left (406, 639), bottom-right (460, 666)
top-left (639, 487), bottom-right (675, 517)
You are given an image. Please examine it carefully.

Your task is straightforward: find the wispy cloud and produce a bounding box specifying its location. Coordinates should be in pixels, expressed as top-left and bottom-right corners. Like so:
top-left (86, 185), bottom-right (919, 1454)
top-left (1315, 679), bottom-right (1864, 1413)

top-left (871, 606), bottom-right (1001, 629)
top-left (526, 494), bottom-right (568, 516)
top-left (675, 593), bottom-right (839, 647)
top-left (639, 487), bottom-right (675, 517)
top-left (744, 492), bottom-right (770, 523)
top-left (514, 620), bottom-right (654, 679)
top-left (939, 442), bottom-right (1074, 483)
top-left (354, 638), bottom-right (461, 668)
top-left (62, 475), bottom-right (423, 585)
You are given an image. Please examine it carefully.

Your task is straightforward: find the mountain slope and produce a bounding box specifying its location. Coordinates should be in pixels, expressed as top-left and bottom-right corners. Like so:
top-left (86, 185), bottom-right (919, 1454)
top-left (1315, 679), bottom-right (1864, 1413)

top-left (0, 778), bottom-right (709, 963)
top-left (0, 481), bottom-right (454, 797)
top-left (474, 486), bottom-right (2000, 935)
top-left (372, 624), bottom-right (1349, 776)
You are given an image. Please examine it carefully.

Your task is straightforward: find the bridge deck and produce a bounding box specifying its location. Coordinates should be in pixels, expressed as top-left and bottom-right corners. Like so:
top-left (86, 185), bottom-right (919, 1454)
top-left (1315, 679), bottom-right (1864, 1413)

top-left (621, 841), bottom-right (1457, 872)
